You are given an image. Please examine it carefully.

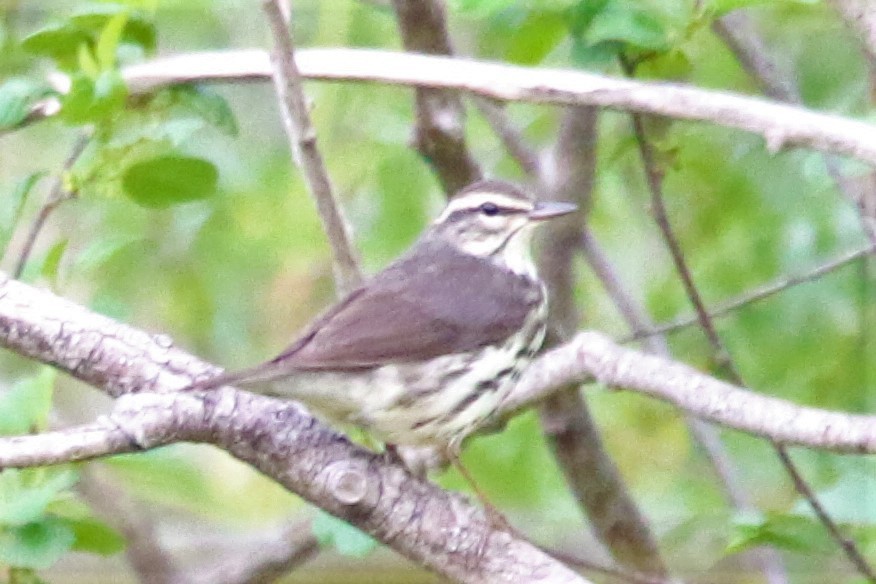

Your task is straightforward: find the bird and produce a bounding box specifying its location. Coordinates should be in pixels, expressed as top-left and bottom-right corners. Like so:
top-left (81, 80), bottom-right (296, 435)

top-left (191, 179), bottom-right (576, 514)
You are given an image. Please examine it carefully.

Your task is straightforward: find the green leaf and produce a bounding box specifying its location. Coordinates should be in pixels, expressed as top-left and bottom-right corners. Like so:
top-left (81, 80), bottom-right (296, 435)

top-left (122, 155), bottom-right (218, 208)
top-left (96, 12), bottom-right (129, 70)
top-left (0, 368), bottom-right (57, 436)
top-left (74, 234), bottom-right (144, 274)
top-left (793, 470), bottom-right (876, 525)
top-left (70, 6), bottom-right (156, 54)
top-left (726, 511), bottom-right (834, 556)
top-left (39, 239), bottom-right (69, 286)
top-left (585, 0), bottom-right (669, 52)
top-left (0, 517), bottom-right (76, 569)
top-left (104, 448), bottom-right (223, 516)
top-left (0, 79), bottom-right (53, 130)
top-left (66, 517), bottom-right (126, 556)
top-left (77, 43), bottom-right (100, 78)
top-left (171, 85), bottom-right (239, 136)
top-left (93, 68), bottom-right (128, 111)
top-left (0, 467), bottom-right (78, 526)
top-left (312, 510), bottom-right (377, 557)
top-left (505, 11), bottom-right (566, 65)
top-left (21, 23), bottom-right (91, 69)
top-left (60, 70), bottom-right (128, 125)
top-left (0, 171), bottom-right (46, 256)
top-left (707, 0), bottom-right (819, 15)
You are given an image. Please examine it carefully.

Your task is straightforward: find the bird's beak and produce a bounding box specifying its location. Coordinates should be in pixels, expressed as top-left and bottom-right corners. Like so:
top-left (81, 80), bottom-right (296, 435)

top-left (528, 201), bottom-right (578, 221)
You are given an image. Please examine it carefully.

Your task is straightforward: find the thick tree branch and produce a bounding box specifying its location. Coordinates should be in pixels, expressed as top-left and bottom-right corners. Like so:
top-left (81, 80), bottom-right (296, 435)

top-left (15, 49), bottom-right (876, 169)
top-left (538, 107), bottom-right (668, 577)
top-left (262, 2), bottom-right (362, 294)
top-left (391, 0), bottom-right (481, 195)
top-left (0, 275), bottom-right (585, 582)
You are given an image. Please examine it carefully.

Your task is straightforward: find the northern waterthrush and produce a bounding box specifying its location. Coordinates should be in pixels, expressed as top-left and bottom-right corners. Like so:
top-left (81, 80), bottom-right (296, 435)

top-left (194, 180), bottom-right (575, 502)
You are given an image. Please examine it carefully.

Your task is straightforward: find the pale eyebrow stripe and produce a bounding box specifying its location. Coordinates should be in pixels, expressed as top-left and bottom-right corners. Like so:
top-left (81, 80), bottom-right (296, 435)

top-left (436, 192), bottom-right (530, 222)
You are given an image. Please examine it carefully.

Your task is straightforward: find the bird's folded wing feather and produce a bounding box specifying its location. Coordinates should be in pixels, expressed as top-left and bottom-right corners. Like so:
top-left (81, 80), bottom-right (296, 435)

top-left (272, 241), bottom-right (540, 370)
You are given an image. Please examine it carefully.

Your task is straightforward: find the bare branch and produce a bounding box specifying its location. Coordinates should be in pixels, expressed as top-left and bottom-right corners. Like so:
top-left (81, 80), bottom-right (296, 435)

top-left (9, 134), bottom-right (89, 278)
top-left (712, 12), bottom-right (798, 102)
top-left (79, 469), bottom-right (180, 584)
top-left (620, 51), bottom-right (875, 581)
top-left (391, 0), bottom-right (481, 194)
top-left (0, 271), bottom-right (585, 583)
top-left (714, 10), bottom-right (876, 247)
top-left (580, 230), bottom-right (789, 584)
top-left (188, 519), bottom-right (319, 584)
top-left (472, 96), bottom-right (541, 176)
top-left (828, 0), bottom-right (876, 67)
top-left (12, 49), bottom-right (876, 169)
top-left (538, 107), bottom-right (668, 577)
top-left (261, 1), bottom-right (362, 294)
top-left (628, 244), bottom-right (874, 341)
top-left (507, 331), bottom-right (876, 452)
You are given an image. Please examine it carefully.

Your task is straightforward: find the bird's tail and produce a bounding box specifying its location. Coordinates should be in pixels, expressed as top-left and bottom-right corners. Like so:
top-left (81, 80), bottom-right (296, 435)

top-left (186, 361), bottom-right (290, 392)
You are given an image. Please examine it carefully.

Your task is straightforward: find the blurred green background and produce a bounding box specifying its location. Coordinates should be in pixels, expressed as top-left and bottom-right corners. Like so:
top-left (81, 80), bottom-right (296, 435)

top-left (0, 0), bottom-right (874, 582)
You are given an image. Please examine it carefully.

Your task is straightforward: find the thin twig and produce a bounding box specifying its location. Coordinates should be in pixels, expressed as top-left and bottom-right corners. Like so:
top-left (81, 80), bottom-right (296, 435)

top-left (625, 244), bottom-right (874, 342)
top-left (581, 230), bottom-right (751, 505)
top-left (11, 134), bottom-right (89, 278)
top-left (620, 54), bottom-right (876, 584)
top-left (188, 519), bottom-right (319, 584)
top-left (79, 468), bottom-right (179, 584)
top-left (714, 9), bottom-right (876, 247)
top-left (471, 96), bottom-right (541, 176)
top-left (580, 229), bottom-right (789, 584)
top-left (262, 0), bottom-right (362, 294)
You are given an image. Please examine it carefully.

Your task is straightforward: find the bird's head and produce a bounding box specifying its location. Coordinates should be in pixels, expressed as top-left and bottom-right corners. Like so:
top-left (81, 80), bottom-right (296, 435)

top-left (429, 180), bottom-right (577, 276)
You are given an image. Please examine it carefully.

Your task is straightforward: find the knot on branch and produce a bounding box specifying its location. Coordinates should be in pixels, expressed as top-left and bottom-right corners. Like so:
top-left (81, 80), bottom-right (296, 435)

top-left (321, 460), bottom-right (372, 506)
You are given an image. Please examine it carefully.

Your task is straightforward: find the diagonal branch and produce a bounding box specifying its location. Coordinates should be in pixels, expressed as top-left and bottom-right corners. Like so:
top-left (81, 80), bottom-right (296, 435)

top-left (390, 0), bottom-right (481, 195)
top-left (580, 229), bottom-right (789, 584)
top-left (620, 54), bottom-right (876, 584)
top-left (0, 272), bottom-right (585, 584)
top-left (538, 107), bottom-right (668, 577)
top-left (9, 134), bottom-right (90, 278)
top-left (262, 2), bottom-right (362, 294)
top-left (627, 244), bottom-right (874, 341)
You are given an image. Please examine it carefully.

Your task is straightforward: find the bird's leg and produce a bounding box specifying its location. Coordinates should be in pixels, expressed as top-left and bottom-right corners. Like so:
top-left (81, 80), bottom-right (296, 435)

top-left (383, 443), bottom-right (406, 466)
top-left (445, 445), bottom-right (512, 532)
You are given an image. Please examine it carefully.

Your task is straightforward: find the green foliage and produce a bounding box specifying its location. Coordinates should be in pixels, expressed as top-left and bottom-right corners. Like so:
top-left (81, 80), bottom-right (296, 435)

top-left (0, 368), bottom-right (55, 436)
top-left (1, 0), bottom-right (873, 581)
top-left (0, 172), bottom-right (46, 258)
top-left (0, 79), bottom-right (54, 130)
top-left (104, 448), bottom-right (227, 518)
top-left (312, 510), bottom-right (378, 557)
top-left (122, 155), bottom-right (218, 207)
top-left (727, 511), bottom-right (835, 555)
top-left (22, 4), bottom-right (156, 70)
top-left (569, 0), bottom-right (672, 66)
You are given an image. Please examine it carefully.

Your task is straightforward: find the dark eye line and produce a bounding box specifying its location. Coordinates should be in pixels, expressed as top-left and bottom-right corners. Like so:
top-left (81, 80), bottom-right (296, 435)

top-left (475, 202), bottom-right (523, 216)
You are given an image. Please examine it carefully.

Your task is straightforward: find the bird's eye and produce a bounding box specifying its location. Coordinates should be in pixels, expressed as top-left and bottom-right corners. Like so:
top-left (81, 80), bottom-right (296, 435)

top-left (479, 202), bottom-right (500, 216)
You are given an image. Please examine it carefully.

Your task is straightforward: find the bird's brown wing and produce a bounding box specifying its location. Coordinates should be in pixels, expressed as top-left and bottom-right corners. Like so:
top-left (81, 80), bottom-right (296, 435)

top-left (271, 239), bottom-right (541, 371)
